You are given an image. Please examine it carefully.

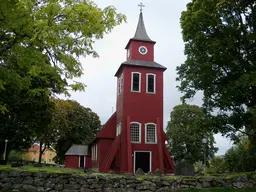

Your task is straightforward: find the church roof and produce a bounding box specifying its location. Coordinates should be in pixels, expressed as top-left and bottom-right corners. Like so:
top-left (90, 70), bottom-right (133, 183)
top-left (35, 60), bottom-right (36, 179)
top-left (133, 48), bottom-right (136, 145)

top-left (115, 60), bottom-right (166, 76)
top-left (125, 12), bottom-right (156, 49)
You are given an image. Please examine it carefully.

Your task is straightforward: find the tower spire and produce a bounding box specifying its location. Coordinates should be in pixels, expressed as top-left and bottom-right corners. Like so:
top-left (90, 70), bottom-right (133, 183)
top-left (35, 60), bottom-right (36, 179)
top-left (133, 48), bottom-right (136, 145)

top-left (138, 2), bottom-right (145, 12)
top-left (125, 3), bottom-right (156, 49)
top-left (132, 3), bottom-right (153, 42)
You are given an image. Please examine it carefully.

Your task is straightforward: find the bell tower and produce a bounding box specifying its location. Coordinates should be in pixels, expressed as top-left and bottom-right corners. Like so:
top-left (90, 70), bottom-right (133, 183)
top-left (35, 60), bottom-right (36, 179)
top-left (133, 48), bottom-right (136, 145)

top-left (89, 3), bottom-right (174, 175)
top-left (125, 6), bottom-right (156, 62)
top-left (113, 3), bottom-right (174, 174)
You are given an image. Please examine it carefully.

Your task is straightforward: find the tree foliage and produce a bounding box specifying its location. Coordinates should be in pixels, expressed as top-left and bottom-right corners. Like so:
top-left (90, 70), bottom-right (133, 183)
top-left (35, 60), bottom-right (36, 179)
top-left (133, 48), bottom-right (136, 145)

top-left (224, 135), bottom-right (256, 172)
top-left (0, 0), bottom-right (125, 159)
top-left (51, 99), bottom-right (101, 163)
top-left (0, 0), bottom-right (126, 112)
top-left (177, 0), bottom-right (256, 138)
top-left (0, 83), bottom-right (54, 159)
top-left (166, 104), bottom-right (217, 164)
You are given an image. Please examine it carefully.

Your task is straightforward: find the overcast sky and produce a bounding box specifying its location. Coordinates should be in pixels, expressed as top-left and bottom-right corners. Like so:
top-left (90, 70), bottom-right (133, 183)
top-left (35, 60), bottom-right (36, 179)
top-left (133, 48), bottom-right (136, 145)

top-left (61, 0), bottom-right (233, 155)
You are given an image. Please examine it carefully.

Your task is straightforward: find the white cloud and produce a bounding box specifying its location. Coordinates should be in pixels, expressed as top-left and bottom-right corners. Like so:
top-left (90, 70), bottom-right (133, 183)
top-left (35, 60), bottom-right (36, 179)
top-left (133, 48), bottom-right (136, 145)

top-left (62, 0), bottom-right (232, 156)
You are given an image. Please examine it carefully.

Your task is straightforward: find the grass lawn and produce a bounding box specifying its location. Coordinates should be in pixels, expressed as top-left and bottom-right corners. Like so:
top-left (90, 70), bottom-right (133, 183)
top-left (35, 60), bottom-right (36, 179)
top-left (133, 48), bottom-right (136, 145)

top-left (0, 164), bottom-right (85, 174)
top-left (185, 189), bottom-right (256, 192)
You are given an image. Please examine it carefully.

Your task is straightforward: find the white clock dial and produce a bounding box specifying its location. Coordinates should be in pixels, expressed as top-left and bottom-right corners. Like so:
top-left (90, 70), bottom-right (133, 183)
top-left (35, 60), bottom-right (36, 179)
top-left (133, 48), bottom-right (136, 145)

top-left (138, 46), bottom-right (148, 55)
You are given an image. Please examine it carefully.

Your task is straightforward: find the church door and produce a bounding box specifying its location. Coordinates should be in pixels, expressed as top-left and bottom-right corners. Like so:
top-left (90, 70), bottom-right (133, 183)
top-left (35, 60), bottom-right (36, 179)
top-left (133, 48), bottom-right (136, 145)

top-left (134, 151), bottom-right (151, 173)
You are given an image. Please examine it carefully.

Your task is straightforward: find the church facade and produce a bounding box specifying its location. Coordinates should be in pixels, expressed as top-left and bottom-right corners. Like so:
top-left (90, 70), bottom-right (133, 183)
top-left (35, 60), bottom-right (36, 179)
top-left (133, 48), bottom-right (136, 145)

top-left (89, 10), bottom-right (175, 174)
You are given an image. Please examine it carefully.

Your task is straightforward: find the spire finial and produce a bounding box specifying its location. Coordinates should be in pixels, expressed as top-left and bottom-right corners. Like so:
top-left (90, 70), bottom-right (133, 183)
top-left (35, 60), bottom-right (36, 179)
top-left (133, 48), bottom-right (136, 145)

top-left (138, 2), bottom-right (145, 12)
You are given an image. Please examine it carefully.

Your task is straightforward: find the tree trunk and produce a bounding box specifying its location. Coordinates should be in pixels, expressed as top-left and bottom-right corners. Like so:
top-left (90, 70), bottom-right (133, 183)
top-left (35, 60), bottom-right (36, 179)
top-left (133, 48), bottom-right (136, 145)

top-left (38, 141), bottom-right (46, 164)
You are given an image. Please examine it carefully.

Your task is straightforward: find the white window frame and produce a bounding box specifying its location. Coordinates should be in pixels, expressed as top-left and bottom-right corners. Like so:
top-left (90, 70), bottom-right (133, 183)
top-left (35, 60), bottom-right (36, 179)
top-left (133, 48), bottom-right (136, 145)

top-left (117, 78), bottom-right (120, 96)
top-left (131, 72), bottom-right (141, 92)
top-left (145, 123), bottom-right (157, 144)
top-left (116, 123), bottom-right (121, 136)
top-left (130, 122), bottom-right (141, 143)
top-left (120, 74), bottom-right (123, 94)
top-left (146, 73), bottom-right (156, 94)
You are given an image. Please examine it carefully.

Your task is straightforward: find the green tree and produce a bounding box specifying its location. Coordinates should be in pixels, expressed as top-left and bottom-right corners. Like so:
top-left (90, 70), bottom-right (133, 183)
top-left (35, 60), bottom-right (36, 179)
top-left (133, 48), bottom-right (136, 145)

top-left (166, 104), bottom-right (217, 164)
top-left (177, 0), bottom-right (256, 139)
top-left (0, 81), bottom-right (55, 160)
top-left (0, 0), bottom-right (126, 112)
top-left (51, 99), bottom-right (101, 163)
top-left (225, 135), bottom-right (256, 172)
top-left (0, 0), bottom-right (125, 158)
top-left (208, 157), bottom-right (227, 173)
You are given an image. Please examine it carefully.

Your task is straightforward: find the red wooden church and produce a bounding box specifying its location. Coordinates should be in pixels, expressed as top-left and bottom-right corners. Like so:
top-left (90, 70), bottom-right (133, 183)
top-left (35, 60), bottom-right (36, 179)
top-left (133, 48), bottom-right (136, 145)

top-left (89, 8), bottom-right (175, 174)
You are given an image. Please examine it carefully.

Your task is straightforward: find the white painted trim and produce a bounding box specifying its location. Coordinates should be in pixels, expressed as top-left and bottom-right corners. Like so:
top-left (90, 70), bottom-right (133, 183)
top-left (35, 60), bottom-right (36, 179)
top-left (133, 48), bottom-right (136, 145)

top-left (146, 73), bottom-right (156, 94)
top-left (130, 122), bottom-right (141, 143)
top-left (95, 144), bottom-right (98, 161)
top-left (138, 46), bottom-right (148, 55)
top-left (145, 123), bottom-right (157, 144)
top-left (116, 123), bottom-right (122, 136)
top-left (79, 155), bottom-right (86, 168)
top-left (131, 72), bottom-right (141, 92)
top-left (133, 151), bottom-right (152, 173)
top-left (127, 48), bottom-right (131, 59)
top-left (120, 74), bottom-right (124, 94)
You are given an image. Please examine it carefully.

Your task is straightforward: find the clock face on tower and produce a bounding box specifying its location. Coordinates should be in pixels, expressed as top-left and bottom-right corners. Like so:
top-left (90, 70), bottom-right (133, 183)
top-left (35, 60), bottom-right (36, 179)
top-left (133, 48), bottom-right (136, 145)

top-left (138, 46), bottom-right (148, 55)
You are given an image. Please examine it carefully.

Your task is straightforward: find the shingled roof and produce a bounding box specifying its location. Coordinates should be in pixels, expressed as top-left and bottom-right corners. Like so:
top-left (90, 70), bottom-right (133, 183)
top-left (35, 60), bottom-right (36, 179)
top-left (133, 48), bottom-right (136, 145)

top-left (125, 12), bottom-right (155, 49)
top-left (65, 144), bottom-right (88, 156)
top-left (115, 60), bottom-right (166, 76)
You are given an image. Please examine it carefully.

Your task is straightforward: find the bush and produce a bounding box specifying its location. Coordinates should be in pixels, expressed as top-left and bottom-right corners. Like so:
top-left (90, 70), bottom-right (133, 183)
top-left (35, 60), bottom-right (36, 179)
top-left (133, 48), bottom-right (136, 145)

top-left (8, 150), bottom-right (23, 161)
top-left (208, 157), bottom-right (227, 173)
top-left (224, 137), bottom-right (256, 172)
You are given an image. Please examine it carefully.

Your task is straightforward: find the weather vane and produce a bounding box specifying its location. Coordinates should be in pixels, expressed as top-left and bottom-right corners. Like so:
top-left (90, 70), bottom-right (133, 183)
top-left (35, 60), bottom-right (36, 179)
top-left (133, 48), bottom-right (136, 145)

top-left (138, 2), bottom-right (145, 12)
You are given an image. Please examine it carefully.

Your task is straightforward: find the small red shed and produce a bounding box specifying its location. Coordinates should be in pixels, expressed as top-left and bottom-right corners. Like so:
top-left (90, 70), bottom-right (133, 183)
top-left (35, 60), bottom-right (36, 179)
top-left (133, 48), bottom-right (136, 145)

top-left (89, 9), bottom-right (175, 174)
top-left (65, 144), bottom-right (91, 169)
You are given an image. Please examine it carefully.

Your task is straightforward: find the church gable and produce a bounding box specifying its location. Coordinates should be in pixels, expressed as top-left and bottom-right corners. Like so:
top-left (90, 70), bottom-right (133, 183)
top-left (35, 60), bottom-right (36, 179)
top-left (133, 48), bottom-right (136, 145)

top-left (96, 112), bottom-right (116, 139)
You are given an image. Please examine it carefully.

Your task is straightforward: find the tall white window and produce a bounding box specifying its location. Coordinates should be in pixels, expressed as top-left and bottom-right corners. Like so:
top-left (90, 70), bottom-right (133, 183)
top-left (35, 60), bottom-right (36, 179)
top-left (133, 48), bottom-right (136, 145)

top-left (146, 74), bottom-right (156, 93)
top-left (131, 72), bottom-right (141, 92)
top-left (130, 122), bottom-right (141, 143)
top-left (117, 78), bottom-right (120, 96)
top-left (116, 123), bottom-right (121, 136)
top-left (120, 74), bottom-right (123, 93)
top-left (145, 123), bottom-right (157, 144)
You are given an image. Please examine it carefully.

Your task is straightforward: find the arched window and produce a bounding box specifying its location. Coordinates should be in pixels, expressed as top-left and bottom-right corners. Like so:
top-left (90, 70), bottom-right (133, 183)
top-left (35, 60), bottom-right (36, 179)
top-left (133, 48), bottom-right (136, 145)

top-left (130, 122), bottom-right (141, 143)
top-left (145, 123), bottom-right (157, 143)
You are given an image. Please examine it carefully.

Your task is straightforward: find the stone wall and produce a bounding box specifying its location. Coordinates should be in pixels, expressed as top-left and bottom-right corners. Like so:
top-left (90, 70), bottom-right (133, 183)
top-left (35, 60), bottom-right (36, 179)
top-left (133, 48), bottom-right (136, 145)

top-left (0, 170), bottom-right (256, 192)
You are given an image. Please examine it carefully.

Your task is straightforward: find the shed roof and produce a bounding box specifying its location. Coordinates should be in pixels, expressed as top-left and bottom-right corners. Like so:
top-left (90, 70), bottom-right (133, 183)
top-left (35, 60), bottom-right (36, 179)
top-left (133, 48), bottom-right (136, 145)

top-left (65, 144), bottom-right (88, 156)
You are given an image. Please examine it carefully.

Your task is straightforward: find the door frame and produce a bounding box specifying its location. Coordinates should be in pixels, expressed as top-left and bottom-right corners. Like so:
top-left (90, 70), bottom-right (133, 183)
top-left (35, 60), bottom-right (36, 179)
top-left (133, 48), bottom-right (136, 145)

top-left (79, 155), bottom-right (85, 168)
top-left (133, 150), bottom-right (152, 173)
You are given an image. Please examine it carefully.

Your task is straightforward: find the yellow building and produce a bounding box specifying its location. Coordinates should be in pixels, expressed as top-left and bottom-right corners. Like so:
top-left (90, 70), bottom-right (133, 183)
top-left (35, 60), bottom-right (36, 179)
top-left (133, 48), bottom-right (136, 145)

top-left (23, 145), bottom-right (56, 164)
